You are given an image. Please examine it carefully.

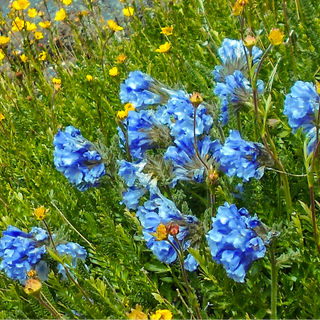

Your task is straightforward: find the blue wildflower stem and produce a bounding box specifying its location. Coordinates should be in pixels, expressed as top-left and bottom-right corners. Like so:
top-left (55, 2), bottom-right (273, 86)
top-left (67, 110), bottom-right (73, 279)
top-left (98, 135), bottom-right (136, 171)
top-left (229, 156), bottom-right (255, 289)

top-left (42, 220), bottom-right (93, 305)
top-left (269, 247), bottom-right (278, 319)
top-left (117, 121), bottom-right (132, 162)
top-left (50, 89), bottom-right (57, 133)
top-left (250, 45), bottom-right (293, 216)
top-left (36, 295), bottom-right (60, 319)
top-left (262, 136), bottom-right (292, 219)
top-left (252, 44), bottom-right (272, 126)
top-left (305, 139), bottom-right (320, 255)
top-left (167, 238), bottom-right (202, 320)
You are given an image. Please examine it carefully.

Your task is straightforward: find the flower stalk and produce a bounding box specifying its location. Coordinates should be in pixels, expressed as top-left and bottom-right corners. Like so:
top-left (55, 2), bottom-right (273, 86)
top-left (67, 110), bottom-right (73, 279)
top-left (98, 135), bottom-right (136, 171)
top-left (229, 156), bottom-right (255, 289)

top-left (167, 238), bottom-right (202, 320)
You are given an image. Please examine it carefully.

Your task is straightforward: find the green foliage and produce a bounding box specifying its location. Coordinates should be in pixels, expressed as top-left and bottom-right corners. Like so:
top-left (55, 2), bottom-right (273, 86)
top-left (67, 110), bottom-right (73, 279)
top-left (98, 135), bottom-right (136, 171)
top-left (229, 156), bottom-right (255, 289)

top-left (0, 0), bottom-right (320, 318)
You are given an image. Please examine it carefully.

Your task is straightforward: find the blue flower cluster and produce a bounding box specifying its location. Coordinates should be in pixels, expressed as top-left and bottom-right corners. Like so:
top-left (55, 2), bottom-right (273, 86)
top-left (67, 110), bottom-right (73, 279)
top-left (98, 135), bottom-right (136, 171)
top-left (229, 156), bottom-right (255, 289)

top-left (120, 71), bottom-right (163, 110)
top-left (120, 109), bottom-right (172, 160)
top-left (213, 38), bottom-right (263, 82)
top-left (283, 81), bottom-right (320, 154)
top-left (53, 126), bottom-right (106, 191)
top-left (165, 136), bottom-right (221, 185)
top-left (0, 225), bottom-right (48, 282)
top-left (206, 203), bottom-right (266, 282)
top-left (136, 188), bottom-right (199, 271)
top-left (213, 39), bottom-right (264, 125)
top-left (118, 67), bottom-right (272, 275)
top-left (56, 242), bottom-right (87, 280)
top-left (219, 130), bottom-right (272, 181)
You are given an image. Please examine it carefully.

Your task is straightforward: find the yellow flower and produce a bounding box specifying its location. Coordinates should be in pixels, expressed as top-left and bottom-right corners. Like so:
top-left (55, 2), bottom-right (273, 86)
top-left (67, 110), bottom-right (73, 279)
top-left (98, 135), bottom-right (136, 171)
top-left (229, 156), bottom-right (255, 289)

top-left (62, 0), bottom-right (72, 4)
top-left (86, 74), bottom-right (93, 81)
top-left (160, 26), bottom-right (173, 36)
top-left (232, 2), bottom-right (244, 16)
top-left (156, 42), bottom-right (171, 53)
top-left (52, 78), bottom-right (61, 85)
top-left (268, 28), bottom-right (284, 46)
top-left (24, 278), bottom-right (42, 296)
top-left (0, 113), bottom-right (5, 121)
top-left (28, 8), bottom-right (37, 17)
top-left (117, 110), bottom-right (128, 120)
top-left (123, 7), bottom-right (134, 17)
top-left (0, 36), bottom-right (10, 45)
top-left (38, 51), bottom-right (47, 61)
top-left (126, 305), bottom-right (148, 320)
top-left (55, 8), bottom-right (66, 21)
top-left (150, 223), bottom-right (168, 241)
top-left (107, 19), bottom-right (123, 31)
top-left (39, 21), bottom-right (51, 29)
top-left (33, 206), bottom-right (47, 220)
top-left (20, 54), bottom-right (28, 62)
top-left (12, 17), bottom-right (25, 32)
top-left (81, 10), bottom-right (88, 16)
top-left (109, 67), bottom-right (119, 76)
top-left (150, 310), bottom-right (173, 320)
top-left (38, 10), bottom-right (45, 17)
top-left (26, 21), bottom-right (37, 31)
top-left (116, 53), bottom-right (127, 64)
top-left (34, 31), bottom-right (43, 40)
top-left (124, 103), bottom-right (135, 112)
top-left (0, 50), bottom-right (5, 60)
top-left (12, 0), bottom-right (30, 10)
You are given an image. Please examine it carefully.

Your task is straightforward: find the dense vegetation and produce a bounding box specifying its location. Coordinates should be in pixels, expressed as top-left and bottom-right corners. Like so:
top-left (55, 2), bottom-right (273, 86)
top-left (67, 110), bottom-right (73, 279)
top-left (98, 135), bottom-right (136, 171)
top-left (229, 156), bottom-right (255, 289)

top-left (0, 0), bottom-right (320, 318)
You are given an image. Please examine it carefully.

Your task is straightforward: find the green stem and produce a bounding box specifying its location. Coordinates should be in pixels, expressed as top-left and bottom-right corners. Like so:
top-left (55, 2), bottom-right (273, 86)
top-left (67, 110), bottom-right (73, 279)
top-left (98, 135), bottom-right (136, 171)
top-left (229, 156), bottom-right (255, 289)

top-left (167, 239), bottom-right (202, 319)
top-left (43, 220), bottom-right (93, 305)
top-left (36, 295), bottom-right (60, 319)
top-left (270, 248), bottom-right (278, 319)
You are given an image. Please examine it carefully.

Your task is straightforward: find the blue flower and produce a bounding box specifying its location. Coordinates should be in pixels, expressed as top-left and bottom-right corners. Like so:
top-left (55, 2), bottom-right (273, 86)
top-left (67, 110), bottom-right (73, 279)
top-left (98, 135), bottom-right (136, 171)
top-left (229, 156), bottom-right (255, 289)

top-left (219, 130), bottom-right (273, 181)
top-left (53, 126), bottom-right (106, 191)
top-left (122, 186), bottom-right (147, 210)
top-left (165, 136), bottom-right (221, 185)
top-left (184, 253), bottom-right (199, 272)
top-left (212, 38), bottom-right (263, 82)
top-left (214, 71), bottom-right (264, 125)
top-left (118, 159), bottom-right (148, 187)
top-left (283, 81), bottom-right (319, 134)
top-left (0, 225), bottom-right (48, 282)
top-left (121, 110), bottom-right (172, 160)
top-left (206, 202), bottom-right (266, 283)
top-left (120, 71), bottom-right (162, 110)
top-left (136, 189), bottom-right (200, 268)
top-left (157, 91), bottom-right (213, 140)
top-left (56, 242), bottom-right (87, 280)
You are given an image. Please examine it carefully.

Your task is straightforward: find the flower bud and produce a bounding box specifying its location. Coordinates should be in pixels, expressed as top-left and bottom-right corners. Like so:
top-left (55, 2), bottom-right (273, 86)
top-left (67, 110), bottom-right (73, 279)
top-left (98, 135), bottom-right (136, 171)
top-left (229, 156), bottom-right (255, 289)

top-left (27, 269), bottom-right (37, 278)
top-left (189, 92), bottom-right (203, 108)
top-left (243, 35), bottom-right (256, 50)
top-left (166, 222), bottom-right (179, 236)
top-left (24, 278), bottom-right (42, 296)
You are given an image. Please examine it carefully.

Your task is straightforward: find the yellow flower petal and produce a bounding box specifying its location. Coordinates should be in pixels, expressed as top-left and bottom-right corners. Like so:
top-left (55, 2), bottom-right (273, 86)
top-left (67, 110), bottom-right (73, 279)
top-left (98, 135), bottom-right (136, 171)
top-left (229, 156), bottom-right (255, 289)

top-left (109, 67), bottom-right (119, 76)
top-left (123, 7), bottom-right (134, 17)
top-left (55, 8), bottom-right (66, 21)
top-left (107, 19), bottom-right (123, 31)
top-left (0, 36), bottom-right (10, 45)
top-left (268, 28), bottom-right (284, 46)
top-left (156, 42), bottom-right (171, 53)
top-left (160, 26), bottom-right (173, 36)
top-left (28, 8), bottom-right (37, 18)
